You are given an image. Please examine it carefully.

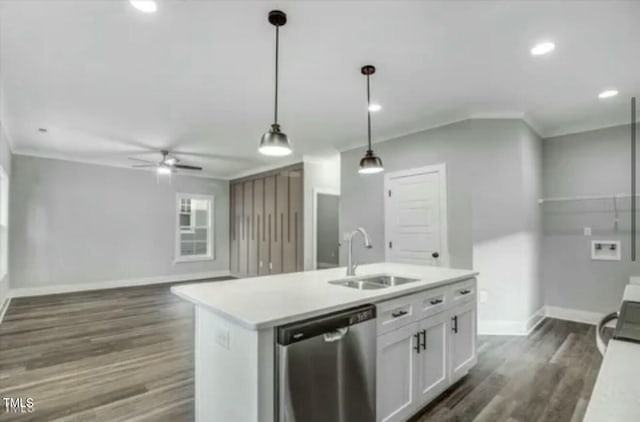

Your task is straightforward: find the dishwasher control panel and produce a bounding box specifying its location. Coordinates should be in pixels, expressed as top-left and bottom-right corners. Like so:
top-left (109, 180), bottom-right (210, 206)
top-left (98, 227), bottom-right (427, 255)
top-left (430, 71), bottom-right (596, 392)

top-left (277, 304), bottom-right (377, 345)
top-left (349, 307), bottom-right (376, 325)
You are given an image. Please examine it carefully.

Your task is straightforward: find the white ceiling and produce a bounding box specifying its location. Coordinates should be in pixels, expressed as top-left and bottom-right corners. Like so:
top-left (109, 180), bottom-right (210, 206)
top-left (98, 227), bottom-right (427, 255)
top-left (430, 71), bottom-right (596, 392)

top-left (1, 0), bottom-right (639, 178)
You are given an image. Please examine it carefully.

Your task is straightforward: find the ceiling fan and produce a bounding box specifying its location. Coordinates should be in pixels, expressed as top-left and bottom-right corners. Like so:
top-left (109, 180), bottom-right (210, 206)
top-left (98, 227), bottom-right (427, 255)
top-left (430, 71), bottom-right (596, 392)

top-left (128, 150), bottom-right (203, 174)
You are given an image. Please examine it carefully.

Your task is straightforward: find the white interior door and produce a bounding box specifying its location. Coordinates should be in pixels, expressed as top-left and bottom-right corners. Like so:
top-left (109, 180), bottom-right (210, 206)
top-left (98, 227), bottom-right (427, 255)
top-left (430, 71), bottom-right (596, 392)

top-left (384, 164), bottom-right (448, 266)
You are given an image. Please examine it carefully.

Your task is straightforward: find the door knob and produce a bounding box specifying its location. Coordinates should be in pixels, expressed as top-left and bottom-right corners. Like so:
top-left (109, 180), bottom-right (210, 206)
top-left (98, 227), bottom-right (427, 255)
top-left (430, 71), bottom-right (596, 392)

top-left (432, 252), bottom-right (440, 259)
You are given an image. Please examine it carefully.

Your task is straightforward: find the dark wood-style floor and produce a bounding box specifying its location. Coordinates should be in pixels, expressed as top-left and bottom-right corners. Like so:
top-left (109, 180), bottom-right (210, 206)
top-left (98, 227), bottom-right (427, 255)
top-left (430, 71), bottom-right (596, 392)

top-left (1, 282), bottom-right (602, 422)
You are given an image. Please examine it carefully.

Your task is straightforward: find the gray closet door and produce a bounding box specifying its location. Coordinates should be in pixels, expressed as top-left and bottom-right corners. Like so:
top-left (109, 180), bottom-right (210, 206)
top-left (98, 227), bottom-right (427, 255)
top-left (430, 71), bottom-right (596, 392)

top-left (254, 178), bottom-right (269, 276)
top-left (289, 169), bottom-right (304, 271)
top-left (244, 180), bottom-right (257, 277)
top-left (265, 175), bottom-right (278, 274)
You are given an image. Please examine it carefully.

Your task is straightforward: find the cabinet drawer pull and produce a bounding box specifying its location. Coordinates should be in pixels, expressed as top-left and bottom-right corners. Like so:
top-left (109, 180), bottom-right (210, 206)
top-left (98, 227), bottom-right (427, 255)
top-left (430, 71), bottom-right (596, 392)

top-left (420, 329), bottom-right (427, 350)
top-left (414, 333), bottom-right (421, 354)
top-left (429, 298), bottom-right (443, 305)
top-left (391, 310), bottom-right (408, 318)
top-left (452, 315), bottom-right (458, 333)
top-left (460, 289), bottom-right (471, 295)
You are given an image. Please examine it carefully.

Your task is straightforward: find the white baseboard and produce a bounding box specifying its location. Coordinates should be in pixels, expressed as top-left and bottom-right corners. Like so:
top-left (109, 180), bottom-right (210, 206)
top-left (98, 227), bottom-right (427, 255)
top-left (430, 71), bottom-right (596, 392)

top-left (478, 307), bottom-right (546, 336)
top-left (525, 307), bottom-right (546, 334)
top-left (0, 297), bottom-right (10, 324)
top-left (9, 270), bottom-right (232, 298)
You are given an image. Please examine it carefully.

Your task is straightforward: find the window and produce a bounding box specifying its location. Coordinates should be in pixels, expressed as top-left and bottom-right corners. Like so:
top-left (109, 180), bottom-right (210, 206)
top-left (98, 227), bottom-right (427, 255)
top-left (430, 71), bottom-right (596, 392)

top-left (0, 166), bottom-right (8, 279)
top-left (175, 194), bottom-right (214, 262)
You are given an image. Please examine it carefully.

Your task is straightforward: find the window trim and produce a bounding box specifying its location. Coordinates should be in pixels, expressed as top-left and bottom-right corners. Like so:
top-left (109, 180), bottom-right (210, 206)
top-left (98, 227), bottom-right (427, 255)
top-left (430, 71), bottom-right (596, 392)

top-left (174, 193), bottom-right (215, 263)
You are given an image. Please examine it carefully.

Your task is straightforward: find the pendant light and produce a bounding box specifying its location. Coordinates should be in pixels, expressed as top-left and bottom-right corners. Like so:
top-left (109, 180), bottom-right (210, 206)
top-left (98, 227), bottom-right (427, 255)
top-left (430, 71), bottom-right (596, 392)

top-left (358, 65), bottom-right (384, 174)
top-left (259, 10), bottom-right (292, 157)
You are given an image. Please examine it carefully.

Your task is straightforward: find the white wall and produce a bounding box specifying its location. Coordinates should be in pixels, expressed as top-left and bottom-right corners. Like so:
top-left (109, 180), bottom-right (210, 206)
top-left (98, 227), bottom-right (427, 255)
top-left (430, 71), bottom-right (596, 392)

top-left (10, 155), bottom-right (229, 292)
top-left (303, 155), bottom-right (340, 270)
top-left (0, 122), bottom-right (11, 308)
top-left (542, 124), bottom-right (639, 315)
top-left (340, 119), bottom-right (543, 334)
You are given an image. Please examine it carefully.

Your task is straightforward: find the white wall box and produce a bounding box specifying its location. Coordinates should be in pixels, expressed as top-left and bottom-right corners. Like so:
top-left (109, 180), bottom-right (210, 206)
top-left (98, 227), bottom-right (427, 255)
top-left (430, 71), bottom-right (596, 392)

top-left (591, 240), bottom-right (621, 261)
top-left (376, 279), bottom-right (478, 422)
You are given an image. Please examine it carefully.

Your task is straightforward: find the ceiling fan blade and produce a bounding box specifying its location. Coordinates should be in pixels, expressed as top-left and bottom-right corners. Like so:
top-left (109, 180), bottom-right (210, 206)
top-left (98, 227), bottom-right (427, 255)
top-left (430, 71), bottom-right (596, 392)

top-left (132, 164), bottom-right (157, 168)
top-left (174, 164), bottom-right (203, 171)
top-left (128, 157), bottom-right (154, 163)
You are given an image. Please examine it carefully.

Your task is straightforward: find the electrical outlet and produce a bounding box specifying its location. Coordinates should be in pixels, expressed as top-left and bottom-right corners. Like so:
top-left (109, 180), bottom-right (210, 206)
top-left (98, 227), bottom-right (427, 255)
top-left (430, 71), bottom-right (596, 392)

top-left (215, 326), bottom-right (230, 350)
top-left (479, 290), bottom-right (489, 304)
top-left (584, 227), bottom-right (592, 236)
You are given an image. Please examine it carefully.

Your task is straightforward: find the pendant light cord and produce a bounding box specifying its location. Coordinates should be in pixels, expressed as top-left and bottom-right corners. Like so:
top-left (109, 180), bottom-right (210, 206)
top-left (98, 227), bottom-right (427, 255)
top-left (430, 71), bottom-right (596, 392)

top-left (274, 25), bottom-right (280, 125)
top-left (366, 73), bottom-right (372, 152)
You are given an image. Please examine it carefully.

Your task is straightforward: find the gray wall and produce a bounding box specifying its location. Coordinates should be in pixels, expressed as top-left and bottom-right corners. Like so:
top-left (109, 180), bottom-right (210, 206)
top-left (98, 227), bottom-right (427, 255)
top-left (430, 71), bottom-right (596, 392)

top-left (340, 119), bottom-right (543, 328)
top-left (10, 155), bottom-right (229, 289)
top-left (0, 124), bottom-right (11, 306)
top-left (542, 124), bottom-right (639, 313)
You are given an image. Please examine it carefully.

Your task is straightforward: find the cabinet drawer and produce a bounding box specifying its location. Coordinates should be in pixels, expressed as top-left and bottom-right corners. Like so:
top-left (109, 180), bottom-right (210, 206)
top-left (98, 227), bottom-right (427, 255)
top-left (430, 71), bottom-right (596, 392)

top-left (377, 296), bottom-right (415, 335)
top-left (415, 286), bottom-right (448, 319)
top-left (448, 280), bottom-right (476, 304)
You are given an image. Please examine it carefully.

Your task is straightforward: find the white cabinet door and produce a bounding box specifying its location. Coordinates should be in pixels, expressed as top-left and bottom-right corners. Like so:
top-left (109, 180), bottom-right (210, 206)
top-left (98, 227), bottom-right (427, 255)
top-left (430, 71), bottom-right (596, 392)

top-left (415, 312), bottom-right (449, 404)
top-left (377, 322), bottom-right (420, 422)
top-left (450, 301), bottom-right (477, 383)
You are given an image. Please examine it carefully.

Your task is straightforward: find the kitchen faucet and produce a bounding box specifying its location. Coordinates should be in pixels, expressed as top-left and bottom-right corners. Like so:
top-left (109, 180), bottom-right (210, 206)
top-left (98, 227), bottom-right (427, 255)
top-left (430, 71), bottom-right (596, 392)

top-left (347, 227), bottom-right (372, 276)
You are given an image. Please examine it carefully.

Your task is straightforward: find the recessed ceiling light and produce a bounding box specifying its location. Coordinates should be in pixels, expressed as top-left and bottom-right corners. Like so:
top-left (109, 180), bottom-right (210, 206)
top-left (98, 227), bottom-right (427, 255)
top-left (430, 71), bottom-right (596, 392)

top-left (598, 89), bottom-right (619, 99)
top-left (368, 103), bottom-right (382, 112)
top-left (129, 0), bottom-right (157, 14)
top-left (530, 41), bottom-right (555, 56)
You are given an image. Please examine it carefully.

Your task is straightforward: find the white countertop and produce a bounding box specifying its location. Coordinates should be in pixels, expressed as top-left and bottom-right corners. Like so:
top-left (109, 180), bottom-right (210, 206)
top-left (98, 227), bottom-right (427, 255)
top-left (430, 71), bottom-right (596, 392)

top-left (171, 262), bottom-right (477, 330)
top-left (584, 284), bottom-right (640, 422)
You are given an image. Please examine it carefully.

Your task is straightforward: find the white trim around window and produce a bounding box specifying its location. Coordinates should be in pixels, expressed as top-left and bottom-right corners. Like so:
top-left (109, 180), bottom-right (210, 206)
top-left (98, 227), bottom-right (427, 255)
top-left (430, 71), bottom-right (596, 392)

top-left (175, 193), bottom-right (215, 263)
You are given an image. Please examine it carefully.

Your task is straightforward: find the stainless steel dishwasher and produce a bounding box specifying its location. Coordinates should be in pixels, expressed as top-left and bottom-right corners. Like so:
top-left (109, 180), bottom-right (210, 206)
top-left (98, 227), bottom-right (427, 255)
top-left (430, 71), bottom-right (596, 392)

top-left (276, 304), bottom-right (377, 422)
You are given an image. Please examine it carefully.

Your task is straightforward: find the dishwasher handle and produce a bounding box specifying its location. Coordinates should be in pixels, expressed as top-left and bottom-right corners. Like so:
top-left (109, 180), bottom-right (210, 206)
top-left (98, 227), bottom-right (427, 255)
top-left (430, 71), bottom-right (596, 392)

top-left (324, 327), bottom-right (349, 342)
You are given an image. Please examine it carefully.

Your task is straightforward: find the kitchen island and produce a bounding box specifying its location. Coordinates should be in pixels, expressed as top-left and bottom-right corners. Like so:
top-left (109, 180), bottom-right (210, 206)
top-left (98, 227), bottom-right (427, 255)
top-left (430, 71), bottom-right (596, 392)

top-left (172, 262), bottom-right (478, 422)
top-left (584, 284), bottom-right (640, 422)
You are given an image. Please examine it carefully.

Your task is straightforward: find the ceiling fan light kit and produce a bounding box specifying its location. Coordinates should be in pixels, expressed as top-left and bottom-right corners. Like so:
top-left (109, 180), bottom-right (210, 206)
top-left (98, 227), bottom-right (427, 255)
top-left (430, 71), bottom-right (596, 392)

top-left (358, 65), bottom-right (384, 175)
top-left (259, 10), bottom-right (292, 157)
top-left (128, 150), bottom-right (203, 174)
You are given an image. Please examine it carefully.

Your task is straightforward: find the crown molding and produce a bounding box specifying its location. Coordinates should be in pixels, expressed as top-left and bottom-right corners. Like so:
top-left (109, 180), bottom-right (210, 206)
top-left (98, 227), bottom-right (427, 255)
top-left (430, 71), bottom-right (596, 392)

top-left (467, 112), bottom-right (545, 137)
top-left (543, 117), bottom-right (640, 139)
top-left (12, 149), bottom-right (229, 180)
top-left (225, 156), bottom-right (303, 180)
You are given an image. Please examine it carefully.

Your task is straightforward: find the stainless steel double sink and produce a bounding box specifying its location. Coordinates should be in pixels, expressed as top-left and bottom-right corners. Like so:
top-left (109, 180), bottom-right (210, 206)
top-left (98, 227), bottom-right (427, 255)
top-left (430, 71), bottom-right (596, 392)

top-left (328, 274), bottom-right (419, 290)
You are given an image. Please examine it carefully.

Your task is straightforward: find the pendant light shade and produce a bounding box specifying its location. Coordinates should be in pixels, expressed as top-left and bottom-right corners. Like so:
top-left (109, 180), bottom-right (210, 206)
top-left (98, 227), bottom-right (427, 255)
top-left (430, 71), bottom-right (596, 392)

top-left (359, 150), bottom-right (384, 174)
top-left (259, 124), bottom-right (292, 156)
top-left (259, 10), bottom-right (292, 157)
top-left (358, 65), bottom-right (384, 174)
